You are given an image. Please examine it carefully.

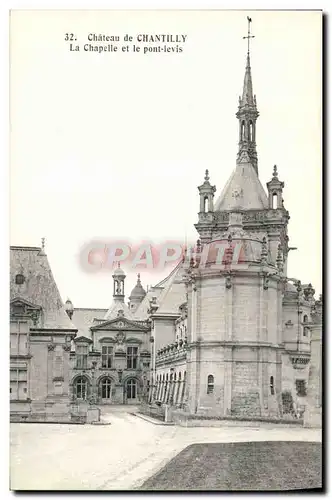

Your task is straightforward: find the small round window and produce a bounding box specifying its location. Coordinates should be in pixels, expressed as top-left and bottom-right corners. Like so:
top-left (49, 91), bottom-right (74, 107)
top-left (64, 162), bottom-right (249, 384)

top-left (15, 274), bottom-right (25, 285)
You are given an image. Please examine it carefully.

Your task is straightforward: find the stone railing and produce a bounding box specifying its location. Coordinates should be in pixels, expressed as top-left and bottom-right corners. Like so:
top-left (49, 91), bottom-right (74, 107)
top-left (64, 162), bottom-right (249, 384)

top-left (138, 402), bottom-right (166, 422)
top-left (156, 339), bottom-right (187, 365)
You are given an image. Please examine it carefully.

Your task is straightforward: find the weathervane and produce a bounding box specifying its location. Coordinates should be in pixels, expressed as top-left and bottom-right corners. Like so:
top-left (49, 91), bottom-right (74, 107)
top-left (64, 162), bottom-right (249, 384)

top-left (243, 16), bottom-right (255, 54)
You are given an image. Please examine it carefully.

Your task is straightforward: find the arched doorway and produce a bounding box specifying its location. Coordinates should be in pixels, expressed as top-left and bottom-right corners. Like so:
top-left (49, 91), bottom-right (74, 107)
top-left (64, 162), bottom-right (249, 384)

top-left (74, 376), bottom-right (89, 401)
top-left (99, 377), bottom-right (112, 403)
top-left (125, 378), bottom-right (138, 404)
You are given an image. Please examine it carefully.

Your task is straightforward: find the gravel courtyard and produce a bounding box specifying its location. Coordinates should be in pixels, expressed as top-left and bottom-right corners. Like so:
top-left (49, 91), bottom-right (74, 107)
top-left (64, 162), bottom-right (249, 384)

top-left (10, 408), bottom-right (322, 491)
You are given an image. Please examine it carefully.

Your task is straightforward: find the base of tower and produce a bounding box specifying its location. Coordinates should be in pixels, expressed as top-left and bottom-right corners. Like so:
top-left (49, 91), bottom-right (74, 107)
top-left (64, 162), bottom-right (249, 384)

top-left (303, 406), bottom-right (322, 428)
top-left (171, 409), bottom-right (303, 427)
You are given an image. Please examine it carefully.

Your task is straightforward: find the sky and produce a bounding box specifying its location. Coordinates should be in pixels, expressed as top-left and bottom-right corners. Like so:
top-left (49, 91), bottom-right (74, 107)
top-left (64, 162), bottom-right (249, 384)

top-left (10, 9), bottom-right (322, 308)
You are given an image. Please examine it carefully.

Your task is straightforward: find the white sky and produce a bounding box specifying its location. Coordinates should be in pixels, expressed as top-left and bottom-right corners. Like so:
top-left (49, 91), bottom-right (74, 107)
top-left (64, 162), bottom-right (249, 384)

top-left (10, 10), bottom-right (322, 308)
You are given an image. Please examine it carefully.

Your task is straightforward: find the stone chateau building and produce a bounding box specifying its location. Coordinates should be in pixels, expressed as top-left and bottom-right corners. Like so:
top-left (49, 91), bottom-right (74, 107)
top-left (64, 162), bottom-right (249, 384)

top-left (10, 35), bottom-right (322, 425)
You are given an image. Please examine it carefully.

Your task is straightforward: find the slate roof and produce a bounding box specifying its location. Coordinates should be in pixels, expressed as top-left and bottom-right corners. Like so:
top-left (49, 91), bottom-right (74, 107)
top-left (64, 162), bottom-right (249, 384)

top-left (71, 307), bottom-right (108, 338)
top-left (214, 162), bottom-right (269, 212)
top-left (10, 246), bottom-right (76, 330)
top-left (104, 298), bottom-right (134, 321)
top-left (156, 263), bottom-right (187, 315)
top-left (133, 286), bottom-right (164, 320)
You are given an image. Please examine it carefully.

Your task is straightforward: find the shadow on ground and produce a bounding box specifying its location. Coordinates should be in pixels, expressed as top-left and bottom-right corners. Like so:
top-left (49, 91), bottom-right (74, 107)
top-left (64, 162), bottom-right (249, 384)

top-left (139, 441), bottom-right (322, 491)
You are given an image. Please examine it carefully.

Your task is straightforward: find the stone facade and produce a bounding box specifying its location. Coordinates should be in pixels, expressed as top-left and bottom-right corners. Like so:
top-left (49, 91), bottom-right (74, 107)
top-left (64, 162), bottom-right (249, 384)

top-left (10, 34), bottom-right (322, 426)
top-left (10, 247), bottom-right (80, 423)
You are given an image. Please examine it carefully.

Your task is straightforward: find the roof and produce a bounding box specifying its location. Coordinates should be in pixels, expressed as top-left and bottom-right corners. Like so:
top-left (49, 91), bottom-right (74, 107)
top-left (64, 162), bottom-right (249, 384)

top-left (72, 307), bottom-right (108, 338)
top-left (10, 246), bottom-right (76, 330)
top-left (154, 263), bottom-right (187, 315)
top-left (239, 52), bottom-right (255, 108)
top-left (129, 274), bottom-right (147, 300)
top-left (104, 298), bottom-right (134, 321)
top-left (113, 266), bottom-right (126, 277)
top-left (214, 162), bottom-right (269, 212)
top-left (132, 263), bottom-right (183, 320)
top-left (133, 287), bottom-right (164, 320)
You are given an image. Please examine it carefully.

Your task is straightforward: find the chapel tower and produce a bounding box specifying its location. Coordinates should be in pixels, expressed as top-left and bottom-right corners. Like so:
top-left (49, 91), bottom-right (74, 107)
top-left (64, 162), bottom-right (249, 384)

top-left (186, 18), bottom-right (289, 419)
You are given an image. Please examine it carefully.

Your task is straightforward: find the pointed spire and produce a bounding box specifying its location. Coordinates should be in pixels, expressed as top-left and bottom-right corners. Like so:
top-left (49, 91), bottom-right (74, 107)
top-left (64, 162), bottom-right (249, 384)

top-left (236, 17), bottom-right (259, 175)
top-left (240, 52), bottom-right (255, 108)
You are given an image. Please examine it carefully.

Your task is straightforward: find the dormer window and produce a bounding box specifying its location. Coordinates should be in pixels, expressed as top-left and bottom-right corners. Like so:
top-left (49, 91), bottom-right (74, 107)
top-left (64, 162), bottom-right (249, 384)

top-left (12, 304), bottom-right (25, 316)
top-left (15, 274), bottom-right (25, 285)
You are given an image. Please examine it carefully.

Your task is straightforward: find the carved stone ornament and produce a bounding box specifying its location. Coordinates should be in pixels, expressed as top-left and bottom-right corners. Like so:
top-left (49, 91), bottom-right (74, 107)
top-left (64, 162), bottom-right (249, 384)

top-left (48, 343), bottom-right (55, 351)
top-left (62, 344), bottom-right (71, 352)
top-left (225, 272), bottom-right (232, 289)
top-left (116, 331), bottom-right (126, 344)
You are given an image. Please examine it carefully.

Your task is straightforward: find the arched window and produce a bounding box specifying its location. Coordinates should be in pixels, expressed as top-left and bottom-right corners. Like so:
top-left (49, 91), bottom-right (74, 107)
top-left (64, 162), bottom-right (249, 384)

top-left (204, 197), bottom-right (208, 213)
top-left (74, 376), bottom-right (89, 400)
top-left (272, 193), bottom-right (278, 210)
top-left (241, 120), bottom-right (245, 141)
top-left (249, 120), bottom-right (253, 141)
top-left (303, 315), bottom-right (309, 337)
top-left (207, 375), bottom-right (214, 394)
top-left (100, 377), bottom-right (112, 399)
top-left (126, 378), bottom-right (137, 400)
top-left (270, 376), bottom-right (275, 395)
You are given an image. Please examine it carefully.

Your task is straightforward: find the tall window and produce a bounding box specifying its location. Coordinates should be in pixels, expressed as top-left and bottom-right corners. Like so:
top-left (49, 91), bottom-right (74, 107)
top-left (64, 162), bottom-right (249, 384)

top-left (177, 372), bottom-right (182, 404)
top-left (207, 375), bottom-right (214, 394)
top-left (204, 197), bottom-right (208, 212)
top-left (100, 377), bottom-right (112, 399)
top-left (10, 368), bottom-right (27, 400)
top-left (303, 315), bottom-right (309, 337)
top-left (249, 120), bottom-right (253, 141)
top-left (101, 345), bottom-right (113, 368)
top-left (126, 378), bottom-right (137, 400)
top-left (74, 376), bottom-right (89, 400)
top-left (127, 346), bottom-right (138, 369)
top-left (272, 193), bottom-right (278, 210)
top-left (76, 345), bottom-right (88, 369)
top-left (270, 376), bottom-right (275, 395)
top-left (241, 120), bottom-right (245, 140)
top-left (296, 379), bottom-right (307, 397)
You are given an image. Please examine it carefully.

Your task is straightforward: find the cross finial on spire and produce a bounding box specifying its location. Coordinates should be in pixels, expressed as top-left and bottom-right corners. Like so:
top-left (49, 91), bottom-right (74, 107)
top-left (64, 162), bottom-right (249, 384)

top-left (243, 16), bottom-right (255, 54)
top-left (205, 169), bottom-right (209, 181)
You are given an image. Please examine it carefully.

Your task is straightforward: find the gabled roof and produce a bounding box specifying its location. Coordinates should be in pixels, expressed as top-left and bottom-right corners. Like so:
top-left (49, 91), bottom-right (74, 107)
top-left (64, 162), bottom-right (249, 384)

top-left (214, 161), bottom-right (269, 212)
top-left (10, 246), bottom-right (75, 330)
